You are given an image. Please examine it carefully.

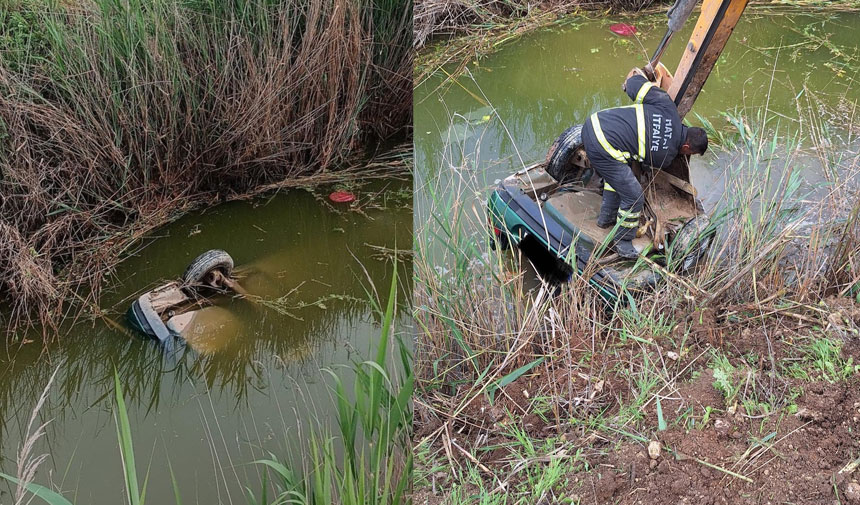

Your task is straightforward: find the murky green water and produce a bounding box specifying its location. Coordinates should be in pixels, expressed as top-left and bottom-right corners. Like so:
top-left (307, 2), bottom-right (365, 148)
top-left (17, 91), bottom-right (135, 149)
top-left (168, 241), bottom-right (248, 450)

top-left (0, 181), bottom-right (410, 503)
top-left (415, 10), bottom-right (860, 230)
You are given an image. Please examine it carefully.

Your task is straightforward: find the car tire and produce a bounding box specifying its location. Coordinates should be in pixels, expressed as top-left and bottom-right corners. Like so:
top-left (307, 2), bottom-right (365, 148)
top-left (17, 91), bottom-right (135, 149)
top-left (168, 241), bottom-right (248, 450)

top-left (182, 249), bottom-right (234, 292)
top-left (671, 214), bottom-right (714, 273)
top-left (545, 124), bottom-right (584, 184)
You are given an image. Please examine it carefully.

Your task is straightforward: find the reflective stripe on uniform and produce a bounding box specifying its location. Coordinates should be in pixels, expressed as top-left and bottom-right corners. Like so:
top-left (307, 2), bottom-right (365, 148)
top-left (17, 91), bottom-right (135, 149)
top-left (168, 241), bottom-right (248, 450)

top-left (590, 106), bottom-right (646, 163)
top-left (634, 104), bottom-right (645, 162)
top-left (618, 207), bottom-right (640, 228)
top-left (635, 82), bottom-right (655, 104)
top-left (590, 113), bottom-right (630, 163)
top-left (603, 182), bottom-right (616, 192)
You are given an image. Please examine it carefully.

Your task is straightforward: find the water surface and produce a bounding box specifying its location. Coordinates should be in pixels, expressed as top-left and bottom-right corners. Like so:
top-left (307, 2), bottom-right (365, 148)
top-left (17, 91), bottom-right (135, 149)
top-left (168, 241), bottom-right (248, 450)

top-left (0, 181), bottom-right (411, 503)
top-left (415, 10), bottom-right (860, 232)
top-left (414, 8), bottom-right (860, 272)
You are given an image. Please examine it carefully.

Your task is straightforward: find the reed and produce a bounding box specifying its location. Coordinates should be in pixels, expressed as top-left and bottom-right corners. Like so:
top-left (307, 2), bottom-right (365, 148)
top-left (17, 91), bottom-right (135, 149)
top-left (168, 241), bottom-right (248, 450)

top-left (0, 0), bottom-right (412, 335)
top-left (248, 265), bottom-right (413, 505)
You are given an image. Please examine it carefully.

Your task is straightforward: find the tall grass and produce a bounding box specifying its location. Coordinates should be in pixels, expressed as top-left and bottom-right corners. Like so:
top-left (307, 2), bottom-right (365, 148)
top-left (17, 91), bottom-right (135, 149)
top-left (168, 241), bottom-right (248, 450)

top-left (247, 268), bottom-right (413, 505)
top-left (689, 109), bottom-right (860, 303)
top-left (0, 0), bottom-right (412, 334)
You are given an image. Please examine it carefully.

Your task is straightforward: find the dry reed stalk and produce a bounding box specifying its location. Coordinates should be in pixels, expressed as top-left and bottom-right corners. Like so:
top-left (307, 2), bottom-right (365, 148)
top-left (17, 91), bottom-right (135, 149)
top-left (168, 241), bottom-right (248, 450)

top-left (14, 366), bottom-right (59, 505)
top-left (0, 0), bottom-right (412, 337)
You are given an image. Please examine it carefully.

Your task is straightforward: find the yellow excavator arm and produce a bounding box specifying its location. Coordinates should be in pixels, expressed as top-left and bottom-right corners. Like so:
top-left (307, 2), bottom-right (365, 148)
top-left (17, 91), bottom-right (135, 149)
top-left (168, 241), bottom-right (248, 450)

top-left (642, 0), bottom-right (750, 183)
top-left (667, 0), bottom-right (750, 119)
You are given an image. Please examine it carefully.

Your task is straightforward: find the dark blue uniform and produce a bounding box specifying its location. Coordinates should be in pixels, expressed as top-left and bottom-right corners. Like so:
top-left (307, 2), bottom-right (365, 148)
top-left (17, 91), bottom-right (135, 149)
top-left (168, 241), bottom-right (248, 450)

top-left (581, 75), bottom-right (688, 240)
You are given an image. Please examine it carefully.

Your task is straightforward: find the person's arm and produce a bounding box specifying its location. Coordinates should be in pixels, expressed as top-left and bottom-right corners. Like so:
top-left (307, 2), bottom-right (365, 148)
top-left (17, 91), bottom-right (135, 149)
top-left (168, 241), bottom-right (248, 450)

top-left (621, 67), bottom-right (646, 93)
top-left (623, 71), bottom-right (673, 107)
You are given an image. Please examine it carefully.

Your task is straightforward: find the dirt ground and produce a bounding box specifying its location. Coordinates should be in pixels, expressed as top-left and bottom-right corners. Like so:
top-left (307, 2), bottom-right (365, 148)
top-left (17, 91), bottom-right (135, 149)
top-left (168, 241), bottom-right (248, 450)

top-left (415, 300), bottom-right (860, 504)
top-left (573, 374), bottom-right (860, 505)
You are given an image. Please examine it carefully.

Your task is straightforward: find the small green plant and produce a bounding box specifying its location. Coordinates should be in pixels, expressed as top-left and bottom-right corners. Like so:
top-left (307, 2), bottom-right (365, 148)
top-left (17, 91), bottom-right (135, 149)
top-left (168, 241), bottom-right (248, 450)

top-left (618, 308), bottom-right (676, 343)
top-left (786, 337), bottom-right (860, 383)
top-left (701, 405), bottom-right (713, 426)
top-left (710, 352), bottom-right (740, 405)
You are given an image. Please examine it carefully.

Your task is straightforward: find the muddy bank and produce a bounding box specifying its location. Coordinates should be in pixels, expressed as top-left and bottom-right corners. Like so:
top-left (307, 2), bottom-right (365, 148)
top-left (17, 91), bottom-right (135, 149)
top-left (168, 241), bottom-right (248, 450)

top-left (0, 0), bottom-right (412, 335)
top-left (570, 377), bottom-right (860, 505)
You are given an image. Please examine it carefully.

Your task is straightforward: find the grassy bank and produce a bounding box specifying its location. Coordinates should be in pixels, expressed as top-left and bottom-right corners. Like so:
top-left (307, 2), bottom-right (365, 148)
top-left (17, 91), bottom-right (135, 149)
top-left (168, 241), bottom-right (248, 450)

top-left (413, 106), bottom-right (860, 503)
top-left (0, 0), bottom-right (412, 335)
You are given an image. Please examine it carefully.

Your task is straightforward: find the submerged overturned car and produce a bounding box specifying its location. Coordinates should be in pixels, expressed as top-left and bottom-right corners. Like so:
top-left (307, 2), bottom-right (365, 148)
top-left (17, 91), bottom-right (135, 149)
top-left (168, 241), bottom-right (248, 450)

top-left (127, 249), bottom-right (242, 344)
top-left (487, 124), bottom-right (714, 299)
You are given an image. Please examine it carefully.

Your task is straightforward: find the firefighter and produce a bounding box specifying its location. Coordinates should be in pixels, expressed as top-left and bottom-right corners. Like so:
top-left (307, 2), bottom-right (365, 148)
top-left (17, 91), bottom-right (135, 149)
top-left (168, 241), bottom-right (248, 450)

top-left (581, 68), bottom-right (708, 259)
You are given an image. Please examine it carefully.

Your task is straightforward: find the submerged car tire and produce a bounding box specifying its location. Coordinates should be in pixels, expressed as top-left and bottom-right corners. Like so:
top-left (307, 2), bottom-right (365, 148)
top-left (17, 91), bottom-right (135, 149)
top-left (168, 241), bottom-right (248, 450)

top-left (182, 249), bottom-right (234, 291)
top-left (671, 214), bottom-right (714, 273)
top-left (545, 124), bottom-right (584, 184)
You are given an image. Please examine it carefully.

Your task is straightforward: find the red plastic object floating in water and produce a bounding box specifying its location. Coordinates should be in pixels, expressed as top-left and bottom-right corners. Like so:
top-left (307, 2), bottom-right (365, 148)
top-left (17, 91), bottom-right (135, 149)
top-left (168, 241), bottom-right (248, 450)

top-left (329, 191), bottom-right (356, 203)
top-left (610, 23), bottom-right (637, 36)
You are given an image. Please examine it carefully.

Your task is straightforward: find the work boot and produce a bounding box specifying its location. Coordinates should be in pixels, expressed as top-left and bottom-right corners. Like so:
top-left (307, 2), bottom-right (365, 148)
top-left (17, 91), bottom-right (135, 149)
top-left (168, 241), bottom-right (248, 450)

top-left (614, 239), bottom-right (639, 260)
top-left (597, 189), bottom-right (620, 229)
top-left (597, 215), bottom-right (616, 229)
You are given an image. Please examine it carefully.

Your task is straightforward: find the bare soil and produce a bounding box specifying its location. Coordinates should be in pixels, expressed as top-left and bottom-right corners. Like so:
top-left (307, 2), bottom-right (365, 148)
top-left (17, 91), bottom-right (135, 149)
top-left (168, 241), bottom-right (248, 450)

top-left (570, 375), bottom-right (860, 505)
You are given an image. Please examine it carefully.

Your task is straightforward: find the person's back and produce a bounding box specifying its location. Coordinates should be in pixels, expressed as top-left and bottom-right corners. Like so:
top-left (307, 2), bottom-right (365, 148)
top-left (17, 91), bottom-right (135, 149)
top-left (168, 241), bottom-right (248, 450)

top-left (580, 69), bottom-right (708, 259)
top-left (586, 74), bottom-right (687, 170)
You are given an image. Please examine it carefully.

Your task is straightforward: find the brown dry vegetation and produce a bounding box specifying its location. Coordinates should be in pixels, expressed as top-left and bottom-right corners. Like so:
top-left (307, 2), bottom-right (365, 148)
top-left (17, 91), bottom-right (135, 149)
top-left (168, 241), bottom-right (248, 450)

top-left (414, 0), bottom-right (661, 49)
top-left (414, 104), bottom-right (860, 503)
top-left (414, 0), bottom-right (860, 51)
top-left (0, 0), bottom-right (412, 335)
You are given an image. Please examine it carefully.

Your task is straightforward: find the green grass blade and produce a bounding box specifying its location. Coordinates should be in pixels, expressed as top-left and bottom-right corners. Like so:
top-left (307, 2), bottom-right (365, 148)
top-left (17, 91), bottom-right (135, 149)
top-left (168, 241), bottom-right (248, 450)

top-left (656, 396), bottom-right (667, 431)
top-left (488, 357), bottom-right (544, 402)
top-left (166, 456), bottom-right (183, 505)
top-left (0, 473), bottom-right (74, 505)
top-left (252, 458), bottom-right (299, 489)
top-left (370, 263), bottom-right (399, 429)
top-left (114, 369), bottom-right (140, 505)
